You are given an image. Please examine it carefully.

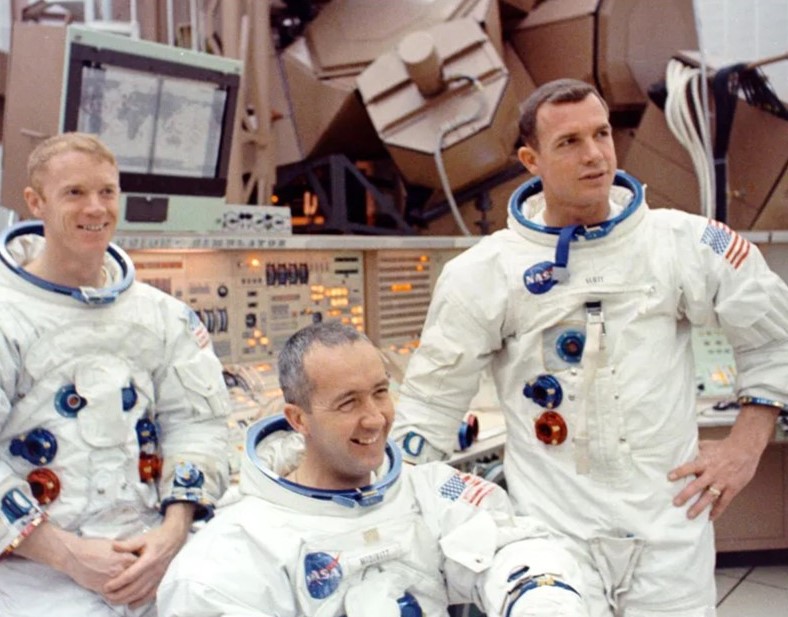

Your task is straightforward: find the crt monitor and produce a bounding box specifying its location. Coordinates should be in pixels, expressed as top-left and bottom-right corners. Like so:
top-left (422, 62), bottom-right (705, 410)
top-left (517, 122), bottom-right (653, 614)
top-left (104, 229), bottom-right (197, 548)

top-left (61, 26), bottom-right (242, 229)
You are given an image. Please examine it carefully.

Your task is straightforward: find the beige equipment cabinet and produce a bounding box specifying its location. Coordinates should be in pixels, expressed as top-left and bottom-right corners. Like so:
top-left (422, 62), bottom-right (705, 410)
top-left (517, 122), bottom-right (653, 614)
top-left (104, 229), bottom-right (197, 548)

top-left (700, 424), bottom-right (788, 553)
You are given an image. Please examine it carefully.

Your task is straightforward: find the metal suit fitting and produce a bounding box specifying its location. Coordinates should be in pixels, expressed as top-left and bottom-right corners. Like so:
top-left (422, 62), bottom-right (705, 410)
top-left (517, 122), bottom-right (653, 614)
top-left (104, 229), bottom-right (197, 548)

top-left (523, 374), bottom-right (563, 409)
top-left (457, 414), bottom-right (479, 451)
top-left (27, 468), bottom-right (61, 504)
top-left (139, 453), bottom-right (162, 482)
top-left (9, 428), bottom-right (58, 465)
top-left (556, 330), bottom-right (585, 363)
top-left (534, 411), bottom-right (568, 446)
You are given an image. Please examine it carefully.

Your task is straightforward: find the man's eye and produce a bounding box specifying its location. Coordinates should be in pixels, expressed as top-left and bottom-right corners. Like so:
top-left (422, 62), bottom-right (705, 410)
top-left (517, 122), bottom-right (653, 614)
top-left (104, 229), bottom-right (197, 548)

top-left (338, 399), bottom-right (355, 411)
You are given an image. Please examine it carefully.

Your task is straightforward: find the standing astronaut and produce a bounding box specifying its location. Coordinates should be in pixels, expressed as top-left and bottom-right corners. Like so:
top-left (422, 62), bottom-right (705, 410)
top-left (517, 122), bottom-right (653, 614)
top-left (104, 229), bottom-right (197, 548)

top-left (158, 322), bottom-right (589, 617)
top-left (0, 133), bottom-right (230, 616)
top-left (393, 79), bottom-right (788, 616)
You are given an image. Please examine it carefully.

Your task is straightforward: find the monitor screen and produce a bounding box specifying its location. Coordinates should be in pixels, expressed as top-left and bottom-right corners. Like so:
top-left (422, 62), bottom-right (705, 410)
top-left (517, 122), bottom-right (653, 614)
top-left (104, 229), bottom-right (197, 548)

top-left (62, 39), bottom-right (240, 198)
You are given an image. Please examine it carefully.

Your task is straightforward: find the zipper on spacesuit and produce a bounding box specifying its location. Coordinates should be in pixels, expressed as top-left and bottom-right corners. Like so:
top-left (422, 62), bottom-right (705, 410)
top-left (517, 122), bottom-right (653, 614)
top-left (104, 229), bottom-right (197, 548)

top-left (575, 301), bottom-right (606, 475)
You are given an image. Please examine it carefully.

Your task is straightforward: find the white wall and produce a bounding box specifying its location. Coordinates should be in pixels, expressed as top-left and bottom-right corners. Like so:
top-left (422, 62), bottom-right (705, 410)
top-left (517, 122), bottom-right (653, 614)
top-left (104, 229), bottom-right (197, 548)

top-left (694, 0), bottom-right (788, 101)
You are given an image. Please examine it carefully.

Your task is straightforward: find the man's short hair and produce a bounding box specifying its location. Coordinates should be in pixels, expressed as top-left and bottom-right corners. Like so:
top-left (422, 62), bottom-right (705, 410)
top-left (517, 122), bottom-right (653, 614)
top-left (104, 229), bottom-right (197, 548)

top-left (278, 321), bottom-right (372, 411)
top-left (518, 78), bottom-right (609, 149)
top-left (27, 132), bottom-right (117, 194)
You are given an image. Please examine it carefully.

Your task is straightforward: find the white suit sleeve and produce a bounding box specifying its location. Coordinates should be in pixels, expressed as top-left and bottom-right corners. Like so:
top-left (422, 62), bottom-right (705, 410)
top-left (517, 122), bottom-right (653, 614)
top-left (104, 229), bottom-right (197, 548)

top-left (411, 463), bottom-right (588, 616)
top-left (394, 244), bottom-right (510, 461)
top-left (676, 215), bottom-right (788, 409)
top-left (153, 300), bottom-right (231, 519)
top-left (157, 511), bottom-right (294, 617)
top-left (0, 328), bottom-right (47, 555)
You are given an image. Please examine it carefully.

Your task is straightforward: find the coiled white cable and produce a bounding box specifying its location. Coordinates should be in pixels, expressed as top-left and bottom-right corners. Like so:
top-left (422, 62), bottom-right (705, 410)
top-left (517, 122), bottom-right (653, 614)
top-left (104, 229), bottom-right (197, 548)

top-left (664, 58), bottom-right (715, 219)
top-left (433, 74), bottom-right (488, 236)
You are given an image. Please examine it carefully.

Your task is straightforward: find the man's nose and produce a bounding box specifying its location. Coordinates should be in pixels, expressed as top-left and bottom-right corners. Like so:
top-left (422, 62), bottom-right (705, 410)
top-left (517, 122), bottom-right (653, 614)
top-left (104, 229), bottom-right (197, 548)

top-left (360, 400), bottom-right (388, 426)
top-left (582, 138), bottom-right (603, 163)
top-left (85, 192), bottom-right (107, 213)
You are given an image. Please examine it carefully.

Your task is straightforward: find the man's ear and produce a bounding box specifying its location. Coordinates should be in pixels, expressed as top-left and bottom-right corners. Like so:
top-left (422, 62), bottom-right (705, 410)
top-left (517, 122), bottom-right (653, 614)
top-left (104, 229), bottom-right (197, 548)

top-left (284, 403), bottom-right (309, 436)
top-left (23, 187), bottom-right (44, 218)
top-left (517, 145), bottom-right (539, 176)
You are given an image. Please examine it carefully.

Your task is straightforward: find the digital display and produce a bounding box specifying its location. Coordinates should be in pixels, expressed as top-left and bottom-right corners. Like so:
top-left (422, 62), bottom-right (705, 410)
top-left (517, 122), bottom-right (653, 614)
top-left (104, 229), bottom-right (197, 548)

top-left (77, 64), bottom-right (226, 179)
top-left (62, 39), bottom-right (240, 198)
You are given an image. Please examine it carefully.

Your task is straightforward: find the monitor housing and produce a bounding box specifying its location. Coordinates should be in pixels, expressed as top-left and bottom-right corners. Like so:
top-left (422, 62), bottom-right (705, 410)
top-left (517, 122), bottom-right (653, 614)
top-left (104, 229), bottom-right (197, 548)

top-left (2, 23), bottom-right (243, 231)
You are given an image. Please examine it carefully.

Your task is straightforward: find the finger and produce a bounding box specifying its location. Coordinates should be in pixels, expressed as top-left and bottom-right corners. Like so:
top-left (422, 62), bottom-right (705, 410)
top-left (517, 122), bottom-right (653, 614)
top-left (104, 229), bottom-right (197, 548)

top-left (104, 579), bottom-right (153, 607)
top-left (104, 554), bottom-right (149, 593)
top-left (113, 536), bottom-right (146, 555)
top-left (686, 485), bottom-right (724, 520)
top-left (667, 458), bottom-right (705, 482)
top-left (710, 487), bottom-right (737, 521)
top-left (672, 474), bottom-right (710, 507)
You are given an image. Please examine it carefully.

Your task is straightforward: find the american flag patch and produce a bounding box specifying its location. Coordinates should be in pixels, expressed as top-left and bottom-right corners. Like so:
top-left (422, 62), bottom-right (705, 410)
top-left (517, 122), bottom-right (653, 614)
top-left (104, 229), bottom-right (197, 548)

top-left (185, 308), bottom-right (211, 348)
top-left (700, 219), bottom-right (750, 269)
top-left (439, 472), bottom-right (496, 506)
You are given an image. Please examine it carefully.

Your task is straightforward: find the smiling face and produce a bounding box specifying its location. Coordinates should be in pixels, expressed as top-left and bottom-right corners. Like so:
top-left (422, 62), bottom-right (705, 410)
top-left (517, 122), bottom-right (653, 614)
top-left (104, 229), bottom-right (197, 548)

top-left (23, 148), bottom-right (120, 285)
top-left (284, 339), bottom-right (394, 490)
top-left (517, 93), bottom-right (617, 227)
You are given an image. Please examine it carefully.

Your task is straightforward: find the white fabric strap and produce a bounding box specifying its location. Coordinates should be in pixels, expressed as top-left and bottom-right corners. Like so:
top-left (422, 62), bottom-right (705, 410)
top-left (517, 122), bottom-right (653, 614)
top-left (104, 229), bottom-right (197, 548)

top-left (575, 303), bottom-right (606, 474)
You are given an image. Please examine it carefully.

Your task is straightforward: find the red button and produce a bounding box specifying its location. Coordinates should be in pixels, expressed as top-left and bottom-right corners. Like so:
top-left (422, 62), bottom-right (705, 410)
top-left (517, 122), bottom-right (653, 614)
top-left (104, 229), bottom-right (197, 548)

top-left (139, 454), bottom-right (162, 482)
top-left (27, 468), bottom-right (61, 504)
top-left (534, 411), bottom-right (568, 445)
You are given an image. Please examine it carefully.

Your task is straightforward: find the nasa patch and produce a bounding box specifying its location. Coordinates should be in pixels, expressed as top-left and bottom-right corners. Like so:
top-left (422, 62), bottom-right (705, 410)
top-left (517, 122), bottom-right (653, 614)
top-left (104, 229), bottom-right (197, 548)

top-left (304, 551), bottom-right (343, 599)
top-left (523, 261), bottom-right (558, 295)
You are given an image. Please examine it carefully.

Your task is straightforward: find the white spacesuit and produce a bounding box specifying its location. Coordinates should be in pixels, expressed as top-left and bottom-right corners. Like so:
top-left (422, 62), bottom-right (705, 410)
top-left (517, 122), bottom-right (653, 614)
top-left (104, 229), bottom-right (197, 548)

top-left (393, 172), bottom-right (788, 617)
top-left (158, 415), bottom-right (590, 617)
top-left (0, 222), bottom-right (230, 617)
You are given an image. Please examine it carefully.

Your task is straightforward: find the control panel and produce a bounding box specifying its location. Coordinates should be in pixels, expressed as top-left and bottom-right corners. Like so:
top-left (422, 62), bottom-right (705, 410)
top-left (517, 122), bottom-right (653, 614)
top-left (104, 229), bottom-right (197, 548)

top-left (692, 326), bottom-right (736, 398)
top-left (129, 248), bottom-right (365, 364)
top-left (364, 249), bottom-right (460, 385)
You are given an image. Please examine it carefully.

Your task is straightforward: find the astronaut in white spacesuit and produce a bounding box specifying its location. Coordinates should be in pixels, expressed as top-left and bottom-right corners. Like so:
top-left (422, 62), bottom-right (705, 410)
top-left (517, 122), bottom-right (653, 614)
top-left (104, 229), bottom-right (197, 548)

top-left (392, 79), bottom-right (788, 616)
top-left (158, 321), bottom-right (589, 617)
top-left (0, 133), bottom-right (230, 617)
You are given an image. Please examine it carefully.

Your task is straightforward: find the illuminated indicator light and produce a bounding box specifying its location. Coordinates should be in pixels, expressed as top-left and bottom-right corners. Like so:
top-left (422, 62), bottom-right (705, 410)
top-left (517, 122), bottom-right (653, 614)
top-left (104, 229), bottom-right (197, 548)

top-left (341, 317), bottom-right (350, 324)
top-left (259, 337), bottom-right (269, 345)
top-left (355, 325), bottom-right (364, 332)
top-left (419, 255), bottom-right (429, 262)
top-left (254, 329), bottom-right (263, 338)
top-left (351, 316), bottom-right (363, 325)
top-left (270, 194), bottom-right (279, 204)
top-left (247, 338), bottom-right (257, 347)
top-left (330, 298), bottom-right (349, 307)
top-left (351, 306), bottom-right (364, 315)
top-left (250, 258), bottom-right (261, 268)
top-left (416, 265), bottom-right (424, 272)
top-left (328, 309), bottom-right (342, 317)
top-left (311, 285), bottom-right (325, 293)
top-left (311, 294), bottom-right (324, 302)
top-left (390, 283), bottom-right (413, 293)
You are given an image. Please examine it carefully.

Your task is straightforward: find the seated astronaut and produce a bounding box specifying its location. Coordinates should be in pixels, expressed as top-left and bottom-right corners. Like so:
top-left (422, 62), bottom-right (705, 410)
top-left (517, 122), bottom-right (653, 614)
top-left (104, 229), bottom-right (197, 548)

top-left (158, 321), bottom-right (590, 616)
